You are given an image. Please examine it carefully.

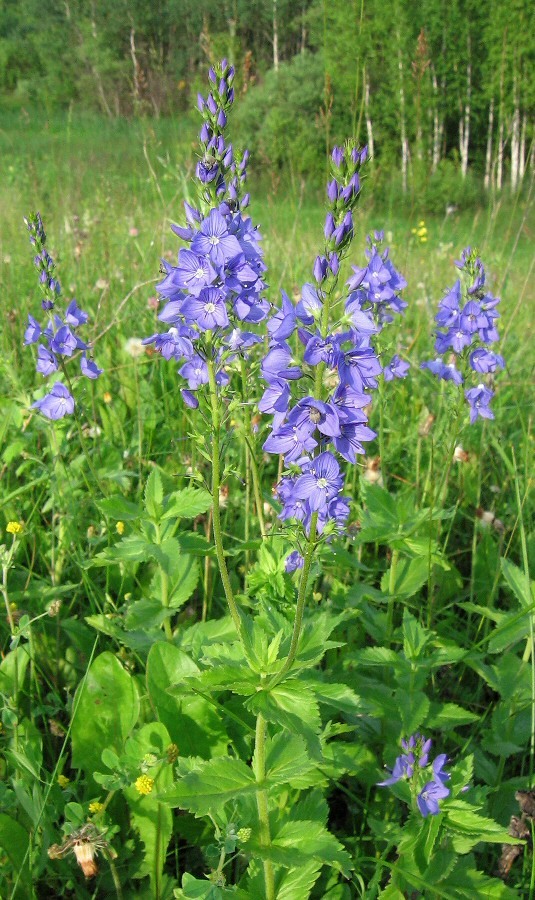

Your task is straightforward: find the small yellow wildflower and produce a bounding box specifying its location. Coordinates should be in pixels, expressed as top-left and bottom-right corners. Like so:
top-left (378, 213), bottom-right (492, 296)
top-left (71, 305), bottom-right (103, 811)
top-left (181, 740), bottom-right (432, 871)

top-left (418, 219), bottom-right (426, 227)
top-left (103, 392), bottom-right (112, 404)
top-left (116, 521), bottom-right (125, 535)
top-left (6, 521), bottom-right (23, 535)
top-left (89, 801), bottom-right (104, 814)
top-left (135, 775), bottom-right (154, 796)
top-left (58, 775), bottom-right (70, 788)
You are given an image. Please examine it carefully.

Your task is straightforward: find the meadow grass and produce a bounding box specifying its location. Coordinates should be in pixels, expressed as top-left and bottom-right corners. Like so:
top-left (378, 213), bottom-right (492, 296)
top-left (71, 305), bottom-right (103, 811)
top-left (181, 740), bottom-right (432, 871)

top-left (0, 109), bottom-right (534, 897)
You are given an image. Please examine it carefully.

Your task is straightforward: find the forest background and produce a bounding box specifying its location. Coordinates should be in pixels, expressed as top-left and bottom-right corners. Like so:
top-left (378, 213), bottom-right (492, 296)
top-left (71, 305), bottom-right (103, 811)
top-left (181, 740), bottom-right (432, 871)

top-left (0, 0), bottom-right (533, 206)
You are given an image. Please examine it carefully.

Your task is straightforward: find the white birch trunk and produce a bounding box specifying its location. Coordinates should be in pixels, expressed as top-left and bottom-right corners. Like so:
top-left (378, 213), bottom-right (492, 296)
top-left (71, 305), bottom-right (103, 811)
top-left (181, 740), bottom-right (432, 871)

top-left (397, 38), bottom-right (409, 193)
top-left (484, 98), bottom-right (494, 190)
top-left (431, 67), bottom-right (442, 172)
top-left (364, 68), bottom-right (374, 161)
top-left (460, 39), bottom-right (471, 179)
top-left (519, 113), bottom-right (527, 183)
top-left (496, 116), bottom-right (504, 191)
top-left (273, 0), bottom-right (279, 72)
top-left (511, 76), bottom-right (520, 190)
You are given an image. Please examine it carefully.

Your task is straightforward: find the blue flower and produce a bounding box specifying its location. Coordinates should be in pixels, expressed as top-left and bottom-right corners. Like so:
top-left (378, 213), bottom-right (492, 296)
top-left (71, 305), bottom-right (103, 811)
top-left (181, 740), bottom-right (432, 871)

top-left (32, 382), bottom-right (75, 420)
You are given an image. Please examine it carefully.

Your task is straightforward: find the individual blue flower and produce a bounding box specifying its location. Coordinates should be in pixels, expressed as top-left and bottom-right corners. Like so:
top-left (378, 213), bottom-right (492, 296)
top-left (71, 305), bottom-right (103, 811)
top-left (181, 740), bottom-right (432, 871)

top-left (80, 355), bottom-right (104, 379)
top-left (36, 345), bottom-right (58, 376)
top-left (181, 287), bottom-right (230, 332)
top-left (383, 354), bottom-right (410, 382)
top-left (191, 209), bottom-right (242, 267)
top-left (24, 315), bottom-right (41, 345)
top-left (417, 780), bottom-right (450, 817)
top-left (293, 451), bottom-right (344, 512)
top-left (32, 382), bottom-right (75, 420)
top-left (465, 384), bottom-right (494, 424)
top-left (285, 551), bottom-right (304, 573)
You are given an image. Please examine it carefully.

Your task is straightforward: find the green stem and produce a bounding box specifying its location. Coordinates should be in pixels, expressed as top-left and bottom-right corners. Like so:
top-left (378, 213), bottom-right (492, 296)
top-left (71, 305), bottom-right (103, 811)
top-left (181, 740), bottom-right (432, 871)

top-left (253, 711), bottom-right (275, 900)
top-left (206, 354), bottom-right (241, 631)
top-left (154, 522), bottom-right (173, 640)
top-left (240, 361), bottom-right (266, 539)
top-left (2, 543), bottom-right (19, 754)
top-left (270, 515), bottom-right (318, 687)
top-left (386, 547), bottom-right (399, 642)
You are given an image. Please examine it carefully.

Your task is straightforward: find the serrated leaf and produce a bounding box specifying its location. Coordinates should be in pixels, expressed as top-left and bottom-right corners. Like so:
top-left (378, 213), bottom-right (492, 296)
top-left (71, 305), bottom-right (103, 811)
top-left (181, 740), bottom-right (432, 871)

top-left (252, 820), bottom-right (352, 877)
top-left (145, 469), bottom-right (164, 519)
top-left (501, 557), bottom-right (534, 609)
top-left (158, 757), bottom-right (257, 814)
top-left (248, 681), bottom-right (322, 757)
top-left (276, 861), bottom-right (322, 899)
top-left (400, 690), bottom-right (430, 734)
top-left (162, 486), bottom-right (213, 520)
top-left (445, 801), bottom-right (524, 845)
top-left (264, 733), bottom-right (315, 786)
top-left (427, 702), bottom-right (479, 729)
top-left (98, 496), bottom-right (142, 521)
top-left (402, 609), bottom-right (431, 659)
top-left (303, 679), bottom-right (363, 716)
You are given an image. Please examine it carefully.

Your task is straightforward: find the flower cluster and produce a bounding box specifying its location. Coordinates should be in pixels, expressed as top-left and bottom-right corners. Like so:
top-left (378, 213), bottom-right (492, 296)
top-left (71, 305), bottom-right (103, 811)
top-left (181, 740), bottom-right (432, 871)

top-left (24, 213), bottom-right (102, 420)
top-left (144, 61), bottom-right (266, 407)
top-left (346, 230), bottom-right (409, 380)
top-left (421, 247), bottom-right (504, 423)
top-left (261, 146), bottom-right (404, 554)
top-left (378, 733), bottom-right (451, 817)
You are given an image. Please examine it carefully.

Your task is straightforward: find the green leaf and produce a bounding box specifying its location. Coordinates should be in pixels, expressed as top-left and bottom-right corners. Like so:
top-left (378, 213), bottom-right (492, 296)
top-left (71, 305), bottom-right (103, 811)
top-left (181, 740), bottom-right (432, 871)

top-left (158, 756), bottom-right (257, 814)
top-left (123, 723), bottom-right (174, 892)
top-left (402, 610), bottom-right (432, 660)
top-left (501, 557), bottom-right (534, 609)
top-left (177, 532), bottom-right (214, 556)
top-left (427, 702), bottom-right (479, 729)
top-left (276, 860), bottom-right (322, 899)
top-left (251, 819), bottom-right (352, 876)
top-left (0, 645), bottom-right (31, 697)
top-left (145, 469), bottom-right (164, 519)
top-left (146, 643), bottom-right (229, 758)
top-left (0, 814), bottom-right (30, 893)
top-left (248, 681), bottom-right (322, 758)
top-left (302, 679), bottom-right (363, 716)
top-left (382, 557), bottom-right (429, 600)
top-left (399, 690), bottom-right (430, 734)
top-left (98, 496), bottom-right (142, 521)
top-left (162, 486), bottom-right (213, 520)
top-left (445, 801), bottom-right (524, 852)
top-left (264, 733), bottom-right (315, 786)
top-left (71, 652), bottom-right (140, 781)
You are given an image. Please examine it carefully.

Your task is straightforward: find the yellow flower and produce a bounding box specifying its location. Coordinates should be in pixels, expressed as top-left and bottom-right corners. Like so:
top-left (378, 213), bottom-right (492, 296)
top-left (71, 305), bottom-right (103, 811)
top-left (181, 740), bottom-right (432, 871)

top-left (58, 775), bottom-right (70, 788)
top-left (89, 801), bottom-right (104, 814)
top-left (135, 775), bottom-right (154, 796)
top-left (6, 521), bottom-right (23, 535)
top-left (103, 392), bottom-right (112, 404)
top-left (116, 521), bottom-right (125, 535)
top-left (418, 219), bottom-right (426, 227)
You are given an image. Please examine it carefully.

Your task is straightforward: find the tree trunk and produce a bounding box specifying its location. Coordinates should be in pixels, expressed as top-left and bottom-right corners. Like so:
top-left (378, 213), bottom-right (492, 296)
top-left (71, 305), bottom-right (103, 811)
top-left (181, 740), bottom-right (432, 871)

top-left (273, 0), bottom-right (279, 72)
top-left (484, 98), bottom-right (494, 190)
top-left (397, 36), bottom-right (409, 193)
top-left (364, 68), bottom-right (374, 161)
top-left (519, 113), bottom-right (527, 184)
top-left (459, 36), bottom-right (471, 179)
top-left (431, 66), bottom-right (442, 173)
top-left (511, 75), bottom-right (520, 190)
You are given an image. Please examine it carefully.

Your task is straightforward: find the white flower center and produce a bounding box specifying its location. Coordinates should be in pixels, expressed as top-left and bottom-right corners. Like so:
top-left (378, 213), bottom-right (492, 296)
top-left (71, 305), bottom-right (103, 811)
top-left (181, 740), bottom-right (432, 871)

top-left (317, 477), bottom-right (328, 489)
top-left (204, 302), bottom-right (216, 313)
top-left (209, 236), bottom-right (219, 246)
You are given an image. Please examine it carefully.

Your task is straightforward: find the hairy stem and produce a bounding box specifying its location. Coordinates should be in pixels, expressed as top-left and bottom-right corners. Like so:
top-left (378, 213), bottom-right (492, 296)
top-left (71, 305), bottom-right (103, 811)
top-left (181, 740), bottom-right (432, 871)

top-left (270, 514), bottom-right (318, 686)
top-left (206, 354), bottom-right (241, 631)
top-left (253, 711), bottom-right (275, 900)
